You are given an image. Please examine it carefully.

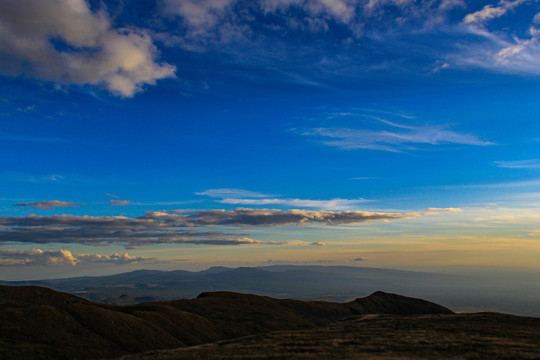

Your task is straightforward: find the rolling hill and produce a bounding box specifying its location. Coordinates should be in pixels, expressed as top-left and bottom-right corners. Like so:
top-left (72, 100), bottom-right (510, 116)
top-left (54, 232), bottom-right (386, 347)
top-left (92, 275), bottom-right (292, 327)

top-left (0, 285), bottom-right (451, 360)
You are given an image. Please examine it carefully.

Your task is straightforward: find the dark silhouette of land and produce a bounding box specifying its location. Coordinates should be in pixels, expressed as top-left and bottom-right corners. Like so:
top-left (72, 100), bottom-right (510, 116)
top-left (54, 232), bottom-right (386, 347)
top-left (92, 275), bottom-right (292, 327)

top-left (118, 313), bottom-right (540, 360)
top-left (1, 284), bottom-right (540, 359)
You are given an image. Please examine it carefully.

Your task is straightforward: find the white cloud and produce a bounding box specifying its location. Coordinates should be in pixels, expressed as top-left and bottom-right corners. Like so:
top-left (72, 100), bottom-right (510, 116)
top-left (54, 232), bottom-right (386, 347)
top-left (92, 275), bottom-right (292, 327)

top-left (196, 188), bottom-right (273, 198)
top-left (453, 0), bottom-right (540, 75)
top-left (0, 0), bottom-right (175, 96)
top-left (462, 0), bottom-right (527, 25)
top-left (217, 197), bottom-right (370, 210)
top-left (494, 159), bottom-right (540, 169)
top-left (424, 207), bottom-right (463, 212)
top-left (300, 123), bottom-right (493, 152)
top-left (197, 188), bottom-right (370, 210)
top-left (0, 249), bottom-right (155, 266)
top-left (163, 0), bottom-right (236, 28)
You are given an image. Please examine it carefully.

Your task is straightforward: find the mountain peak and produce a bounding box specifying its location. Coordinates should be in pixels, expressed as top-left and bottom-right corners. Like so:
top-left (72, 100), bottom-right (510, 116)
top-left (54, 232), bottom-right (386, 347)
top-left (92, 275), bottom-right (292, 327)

top-left (350, 291), bottom-right (453, 315)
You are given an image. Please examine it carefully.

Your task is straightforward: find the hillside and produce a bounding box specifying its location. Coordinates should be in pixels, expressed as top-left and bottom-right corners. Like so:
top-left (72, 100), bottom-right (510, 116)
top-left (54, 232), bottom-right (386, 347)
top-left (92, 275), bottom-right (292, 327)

top-left (118, 313), bottom-right (540, 360)
top-left (0, 285), bottom-right (451, 360)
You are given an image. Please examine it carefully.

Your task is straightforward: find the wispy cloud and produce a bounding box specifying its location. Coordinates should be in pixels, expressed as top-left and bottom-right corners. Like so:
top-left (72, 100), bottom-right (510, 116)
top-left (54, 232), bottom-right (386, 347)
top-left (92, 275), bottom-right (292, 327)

top-left (494, 159), bottom-right (540, 169)
top-left (110, 200), bottom-right (132, 206)
top-left (463, 0), bottom-right (528, 25)
top-left (0, 249), bottom-right (156, 267)
top-left (424, 207), bottom-right (463, 212)
top-left (196, 188), bottom-right (273, 198)
top-left (216, 197), bottom-right (371, 210)
top-left (299, 122), bottom-right (493, 152)
top-left (453, 0), bottom-right (540, 75)
top-left (198, 188), bottom-right (370, 210)
top-left (14, 200), bottom-right (84, 210)
top-left (431, 179), bottom-right (540, 190)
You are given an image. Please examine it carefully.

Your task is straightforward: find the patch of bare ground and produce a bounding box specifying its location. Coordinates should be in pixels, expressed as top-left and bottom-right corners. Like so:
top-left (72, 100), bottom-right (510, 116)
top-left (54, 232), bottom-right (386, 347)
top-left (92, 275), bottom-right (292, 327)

top-left (117, 313), bottom-right (540, 360)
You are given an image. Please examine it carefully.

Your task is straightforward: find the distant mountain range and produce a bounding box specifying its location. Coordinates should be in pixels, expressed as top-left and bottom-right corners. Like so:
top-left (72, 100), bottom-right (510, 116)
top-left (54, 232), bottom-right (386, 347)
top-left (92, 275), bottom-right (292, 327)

top-left (0, 265), bottom-right (456, 303)
top-left (2, 265), bottom-right (539, 315)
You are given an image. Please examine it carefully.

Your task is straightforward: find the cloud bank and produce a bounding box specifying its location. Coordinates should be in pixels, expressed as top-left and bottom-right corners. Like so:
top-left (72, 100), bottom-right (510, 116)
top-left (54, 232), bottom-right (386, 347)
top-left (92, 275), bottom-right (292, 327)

top-left (0, 0), bottom-right (175, 96)
top-left (0, 248), bottom-right (154, 266)
top-left (0, 208), bottom-right (415, 248)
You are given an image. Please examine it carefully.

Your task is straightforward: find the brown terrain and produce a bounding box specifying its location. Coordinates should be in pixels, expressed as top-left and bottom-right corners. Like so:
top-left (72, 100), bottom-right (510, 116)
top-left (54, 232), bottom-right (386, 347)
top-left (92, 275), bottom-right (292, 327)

top-left (0, 285), bottom-right (539, 360)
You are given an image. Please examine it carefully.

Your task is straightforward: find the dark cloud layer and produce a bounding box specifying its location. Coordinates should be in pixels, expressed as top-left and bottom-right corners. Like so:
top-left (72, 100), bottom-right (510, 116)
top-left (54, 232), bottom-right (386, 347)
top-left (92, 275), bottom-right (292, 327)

top-left (0, 208), bottom-right (414, 248)
top-left (14, 200), bottom-right (83, 209)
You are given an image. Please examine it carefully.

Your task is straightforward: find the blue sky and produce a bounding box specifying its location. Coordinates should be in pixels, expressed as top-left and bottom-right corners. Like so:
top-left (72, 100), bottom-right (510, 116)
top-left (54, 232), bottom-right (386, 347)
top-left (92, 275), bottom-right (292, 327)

top-left (1, 0), bottom-right (540, 279)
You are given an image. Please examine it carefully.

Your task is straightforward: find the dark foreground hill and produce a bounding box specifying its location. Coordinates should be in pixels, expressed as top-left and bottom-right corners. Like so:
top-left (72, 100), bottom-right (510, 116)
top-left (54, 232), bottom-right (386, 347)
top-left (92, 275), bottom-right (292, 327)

top-left (0, 285), bottom-right (451, 360)
top-left (118, 313), bottom-right (540, 360)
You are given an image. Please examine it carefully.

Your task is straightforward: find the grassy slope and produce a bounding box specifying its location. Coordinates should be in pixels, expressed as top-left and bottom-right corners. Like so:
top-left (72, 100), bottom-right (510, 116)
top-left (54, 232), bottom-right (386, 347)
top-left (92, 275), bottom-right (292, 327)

top-left (0, 286), bottom-right (450, 360)
top-left (118, 313), bottom-right (540, 360)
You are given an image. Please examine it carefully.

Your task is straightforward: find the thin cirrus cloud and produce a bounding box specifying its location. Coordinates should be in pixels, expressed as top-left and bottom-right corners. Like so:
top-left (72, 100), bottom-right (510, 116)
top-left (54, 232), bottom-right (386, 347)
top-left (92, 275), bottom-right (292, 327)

top-left (14, 200), bottom-right (84, 210)
top-left (494, 159), bottom-right (540, 169)
top-left (424, 208), bottom-right (463, 212)
top-left (454, 0), bottom-right (540, 75)
top-left (159, 0), bottom-right (540, 77)
top-left (110, 200), bottom-right (132, 206)
top-left (0, 249), bottom-right (155, 267)
top-left (299, 123), bottom-right (493, 152)
top-left (0, 0), bottom-right (175, 97)
top-left (216, 197), bottom-right (371, 210)
top-left (195, 188), bottom-right (273, 198)
top-left (0, 208), bottom-right (416, 248)
top-left (198, 188), bottom-right (370, 210)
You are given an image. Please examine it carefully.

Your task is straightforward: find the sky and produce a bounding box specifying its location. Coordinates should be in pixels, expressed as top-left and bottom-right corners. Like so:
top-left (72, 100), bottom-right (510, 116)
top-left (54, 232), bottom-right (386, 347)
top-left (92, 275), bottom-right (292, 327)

top-left (1, 0), bottom-right (540, 280)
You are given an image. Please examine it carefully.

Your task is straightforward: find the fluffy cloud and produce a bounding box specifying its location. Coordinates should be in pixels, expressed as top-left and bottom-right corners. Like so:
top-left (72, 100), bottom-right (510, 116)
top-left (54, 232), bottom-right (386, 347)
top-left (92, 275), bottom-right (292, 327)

top-left (0, 248), bottom-right (154, 266)
top-left (0, 208), bottom-right (414, 248)
top-left (14, 200), bottom-right (83, 210)
top-left (0, 0), bottom-right (175, 96)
